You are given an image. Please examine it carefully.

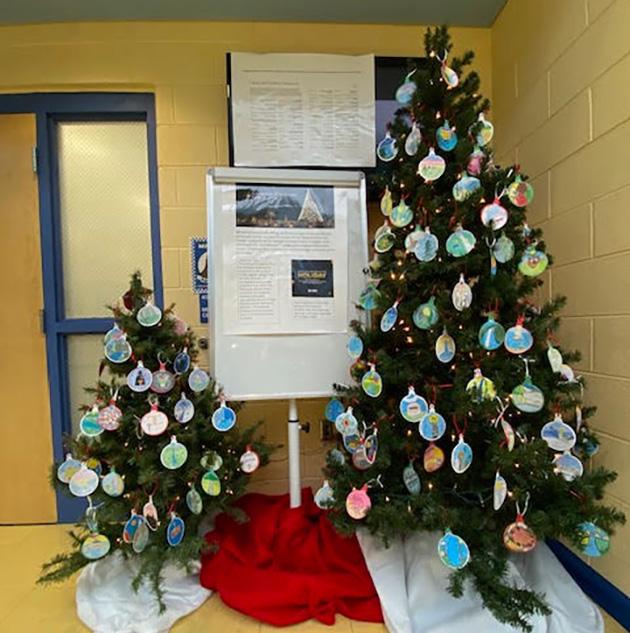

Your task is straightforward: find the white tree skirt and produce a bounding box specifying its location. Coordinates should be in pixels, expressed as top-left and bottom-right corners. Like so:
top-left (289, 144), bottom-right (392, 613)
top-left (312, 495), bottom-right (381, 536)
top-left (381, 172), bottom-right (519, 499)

top-left (357, 531), bottom-right (603, 633)
top-left (76, 552), bottom-right (211, 633)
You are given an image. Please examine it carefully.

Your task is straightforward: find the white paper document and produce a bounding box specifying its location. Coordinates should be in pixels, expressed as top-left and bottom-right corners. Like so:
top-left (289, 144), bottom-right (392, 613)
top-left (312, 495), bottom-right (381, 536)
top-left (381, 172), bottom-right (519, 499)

top-left (220, 183), bottom-right (349, 335)
top-left (230, 53), bottom-right (376, 167)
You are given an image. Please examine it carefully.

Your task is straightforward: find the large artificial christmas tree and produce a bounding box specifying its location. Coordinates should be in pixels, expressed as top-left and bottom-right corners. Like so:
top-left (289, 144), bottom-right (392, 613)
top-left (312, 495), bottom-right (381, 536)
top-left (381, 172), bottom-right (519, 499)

top-left (322, 27), bottom-right (624, 631)
top-left (40, 273), bottom-right (270, 606)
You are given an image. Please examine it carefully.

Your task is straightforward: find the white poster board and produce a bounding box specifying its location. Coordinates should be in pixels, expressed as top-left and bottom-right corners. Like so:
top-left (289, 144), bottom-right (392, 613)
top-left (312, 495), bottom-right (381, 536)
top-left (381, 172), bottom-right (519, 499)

top-left (207, 168), bottom-right (368, 400)
top-left (230, 53), bottom-right (376, 168)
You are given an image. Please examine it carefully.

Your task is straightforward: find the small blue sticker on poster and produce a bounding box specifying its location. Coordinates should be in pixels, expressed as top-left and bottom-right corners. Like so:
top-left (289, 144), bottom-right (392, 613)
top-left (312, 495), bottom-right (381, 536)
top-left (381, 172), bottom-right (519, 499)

top-left (199, 293), bottom-right (208, 324)
top-left (190, 237), bottom-right (208, 295)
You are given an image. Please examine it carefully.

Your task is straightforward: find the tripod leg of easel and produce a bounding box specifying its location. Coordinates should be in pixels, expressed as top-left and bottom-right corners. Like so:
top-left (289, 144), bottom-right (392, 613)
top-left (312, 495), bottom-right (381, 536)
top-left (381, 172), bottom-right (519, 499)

top-left (288, 398), bottom-right (301, 508)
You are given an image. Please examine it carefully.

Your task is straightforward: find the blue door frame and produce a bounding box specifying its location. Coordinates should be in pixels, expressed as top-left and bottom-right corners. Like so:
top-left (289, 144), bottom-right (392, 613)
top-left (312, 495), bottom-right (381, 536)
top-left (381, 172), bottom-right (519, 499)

top-left (0, 93), bottom-right (163, 522)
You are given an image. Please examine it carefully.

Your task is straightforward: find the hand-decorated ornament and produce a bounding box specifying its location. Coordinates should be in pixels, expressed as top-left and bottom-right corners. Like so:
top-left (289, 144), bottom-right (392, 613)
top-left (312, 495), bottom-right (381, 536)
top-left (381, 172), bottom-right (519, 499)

top-left (504, 318), bottom-right (534, 354)
top-left (390, 200), bottom-right (413, 228)
top-left (200, 450), bottom-right (223, 471)
top-left (439, 53), bottom-right (459, 89)
top-left (504, 497), bottom-right (537, 553)
top-left (380, 301), bottom-right (399, 332)
top-left (132, 519), bottom-right (150, 554)
top-left (173, 348), bottom-right (191, 375)
top-left (358, 283), bottom-right (381, 311)
top-left (186, 486), bottom-right (203, 515)
top-left (547, 342), bottom-right (564, 373)
top-left (127, 361), bottom-right (152, 393)
top-left (577, 522), bottom-right (610, 557)
top-left (201, 470), bottom-right (221, 496)
top-left (405, 123), bottom-right (422, 156)
top-left (361, 363), bottom-right (383, 398)
top-left (493, 471), bottom-right (508, 511)
top-left (137, 302), bottom-right (162, 327)
top-left (466, 368), bottom-right (496, 402)
top-left (104, 334), bottom-right (132, 364)
top-left (405, 226), bottom-right (424, 254)
top-left (102, 469), bottom-right (124, 497)
top-left (142, 496), bottom-right (159, 531)
top-left (474, 113), bottom-right (494, 147)
top-left (240, 445), bottom-right (261, 473)
top-left (436, 120), bottom-right (458, 152)
top-left (188, 366), bottom-right (210, 392)
top-left (403, 462), bottom-right (421, 495)
top-left (80, 405), bottom-right (103, 437)
top-left (419, 404), bottom-right (446, 441)
top-left (98, 394), bottom-right (122, 431)
top-left (377, 131), bottom-right (398, 162)
top-left (336, 407), bottom-right (359, 435)
top-left (519, 244), bottom-right (548, 277)
top-left (399, 387), bottom-right (428, 423)
top-left (501, 418), bottom-right (516, 452)
top-left (140, 402), bottom-right (169, 436)
top-left (104, 323), bottom-right (124, 345)
top-left (438, 530), bottom-right (470, 570)
top-left (414, 227), bottom-right (439, 262)
top-left (511, 360), bottom-right (544, 413)
top-left (452, 274), bottom-right (472, 311)
top-left (374, 223), bottom-right (395, 254)
top-left (451, 434), bottom-right (473, 474)
top-left (81, 534), bottom-right (111, 560)
top-left (446, 225), bottom-right (476, 257)
top-left (346, 484), bottom-right (372, 520)
top-left (395, 71), bottom-right (417, 105)
top-left (174, 393), bottom-right (195, 424)
top-left (166, 513), bottom-right (185, 547)
top-left (452, 176), bottom-right (481, 202)
top-left (69, 464), bottom-right (99, 497)
top-left (481, 198), bottom-right (508, 230)
top-left (467, 145), bottom-right (485, 176)
top-left (347, 335), bottom-right (364, 360)
top-left (435, 328), bottom-right (456, 363)
top-left (479, 315), bottom-right (505, 350)
top-left (413, 296), bottom-right (439, 330)
top-left (343, 431), bottom-right (361, 454)
top-left (541, 414), bottom-right (576, 451)
top-left (315, 480), bottom-right (335, 509)
top-left (352, 430), bottom-right (378, 471)
top-left (424, 442), bottom-right (445, 472)
top-left (553, 451), bottom-right (584, 482)
top-left (123, 511), bottom-right (144, 544)
top-left (417, 147), bottom-right (446, 182)
top-left (380, 187), bottom-right (393, 216)
top-left (57, 454), bottom-right (82, 483)
top-left (212, 400), bottom-right (237, 432)
top-left (507, 175), bottom-right (534, 207)
top-left (160, 436), bottom-right (188, 470)
top-left (493, 233), bottom-right (515, 263)
top-left (325, 398), bottom-right (344, 423)
top-left (151, 361), bottom-right (175, 394)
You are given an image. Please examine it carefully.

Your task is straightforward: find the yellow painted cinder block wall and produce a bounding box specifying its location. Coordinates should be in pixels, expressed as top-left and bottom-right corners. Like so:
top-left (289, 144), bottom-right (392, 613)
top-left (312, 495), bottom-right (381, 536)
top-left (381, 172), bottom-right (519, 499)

top-left (492, 0), bottom-right (630, 593)
top-left (0, 20), bottom-right (491, 495)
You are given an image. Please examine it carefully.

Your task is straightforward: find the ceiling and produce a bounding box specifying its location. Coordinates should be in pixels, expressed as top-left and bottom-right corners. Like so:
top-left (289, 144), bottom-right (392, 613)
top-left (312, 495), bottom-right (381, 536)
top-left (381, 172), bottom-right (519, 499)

top-left (0, 0), bottom-right (507, 28)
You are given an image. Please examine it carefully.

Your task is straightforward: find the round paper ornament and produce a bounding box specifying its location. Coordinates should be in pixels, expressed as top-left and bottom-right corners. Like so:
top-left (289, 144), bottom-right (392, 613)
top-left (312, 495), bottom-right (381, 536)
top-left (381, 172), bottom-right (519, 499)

top-left (380, 187), bottom-right (393, 216)
top-left (553, 451), bottom-right (584, 481)
top-left (519, 244), bottom-right (548, 277)
top-left (343, 431), bottom-right (361, 454)
top-left (438, 530), bottom-right (470, 570)
top-left (474, 113), bottom-right (494, 147)
top-left (137, 302), bottom-right (162, 327)
top-left (166, 514), bottom-right (185, 547)
top-left (446, 226), bottom-right (476, 257)
top-left (347, 335), bottom-right (364, 360)
top-left (478, 316), bottom-right (505, 350)
top-left (240, 446), bottom-right (260, 474)
top-left (361, 364), bottom-right (383, 398)
top-left (467, 145), bottom-right (485, 176)
top-left (104, 335), bottom-right (132, 364)
top-left (69, 464), bottom-right (99, 497)
top-left (57, 454), bottom-right (82, 483)
top-left (140, 402), bottom-right (169, 436)
top-left (325, 398), bottom-right (344, 423)
top-left (358, 284), bottom-right (381, 311)
top-left (315, 480), bottom-right (335, 509)
top-left (174, 393), bottom-right (195, 424)
top-left (201, 470), bottom-right (221, 496)
top-left (170, 314), bottom-right (188, 336)
top-left (436, 120), bottom-right (458, 151)
top-left (127, 361), bottom-right (152, 393)
top-left (417, 148), bottom-right (446, 182)
top-left (504, 319), bottom-right (534, 354)
top-left (511, 375), bottom-right (544, 413)
top-left (424, 442), bottom-right (445, 472)
top-left (577, 522), bottom-right (610, 557)
top-left (200, 450), bottom-right (223, 471)
top-left (336, 407), bottom-right (359, 435)
top-left (493, 233), bottom-right (515, 263)
top-left (102, 469), bottom-right (124, 497)
top-left (504, 516), bottom-right (537, 553)
top-left (80, 406), bottom-right (103, 438)
top-left (142, 496), bottom-right (159, 532)
top-left (395, 72), bottom-right (417, 105)
top-left (435, 328), bottom-right (456, 363)
top-left (212, 402), bottom-right (237, 432)
top-left (481, 198), bottom-right (508, 230)
top-left (188, 366), bottom-right (210, 392)
top-left (405, 226), bottom-right (423, 254)
top-left (507, 175), bottom-right (534, 207)
top-left (403, 462), bottom-right (421, 495)
top-left (440, 57), bottom-right (459, 89)
top-left (376, 131), bottom-right (398, 162)
top-left (451, 435), bottom-right (473, 474)
top-left (173, 348), bottom-right (191, 375)
top-left (452, 176), bottom-right (481, 202)
top-left (374, 224), bottom-right (395, 253)
top-left (547, 342), bottom-right (564, 373)
top-left (466, 368), bottom-right (496, 402)
top-left (186, 486), bottom-right (203, 515)
top-left (346, 485), bottom-right (371, 520)
top-left (419, 404), bottom-right (446, 441)
top-left (405, 123), bottom-right (422, 156)
top-left (329, 448), bottom-right (346, 465)
top-left (151, 361), bottom-right (175, 394)
top-left (541, 413), bottom-right (576, 451)
top-left (452, 274), bottom-right (472, 311)
top-left (493, 471), bottom-right (508, 511)
top-left (352, 444), bottom-right (376, 471)
top-left (132, 520), bottom-right (150, 554)
top-left (414, 227), bottom-right (439, 262)
top-left (160, 436), bottom-right (188, 470)
top-left (390, 200), bottom-right (413, 228)
top-left (104, 323), bottom-right (124, 345)
top-left (399, 387), bottom-right (429, 423)
top-left (81, 534), bottom-right (111, 560)
top-left (413, 296), bottom-right (439, 330)
top-left (98, 398), bottom-right (122, 431)
top-left (123, 512), bottom-right (144, 544)
top-left (380, 301), bottom-right (399, 332)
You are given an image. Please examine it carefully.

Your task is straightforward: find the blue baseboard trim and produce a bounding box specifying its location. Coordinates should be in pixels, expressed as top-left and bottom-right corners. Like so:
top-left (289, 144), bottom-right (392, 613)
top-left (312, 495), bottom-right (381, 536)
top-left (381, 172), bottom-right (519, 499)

top-left (547, 539), bottom-right (629, 630)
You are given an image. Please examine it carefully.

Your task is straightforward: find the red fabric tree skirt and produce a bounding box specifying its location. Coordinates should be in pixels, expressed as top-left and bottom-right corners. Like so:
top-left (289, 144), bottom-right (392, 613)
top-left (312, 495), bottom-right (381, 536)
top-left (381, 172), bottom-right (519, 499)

top-left (200, 488), bottom-right (384, 627)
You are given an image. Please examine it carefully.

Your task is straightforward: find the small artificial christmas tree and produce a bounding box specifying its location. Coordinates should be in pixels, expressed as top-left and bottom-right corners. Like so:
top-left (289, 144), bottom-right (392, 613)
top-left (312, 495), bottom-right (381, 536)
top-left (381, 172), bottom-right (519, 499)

top-left (40, 273), bottom-right (271, 606)
top-left (321, 27), bottom-right (624, 631)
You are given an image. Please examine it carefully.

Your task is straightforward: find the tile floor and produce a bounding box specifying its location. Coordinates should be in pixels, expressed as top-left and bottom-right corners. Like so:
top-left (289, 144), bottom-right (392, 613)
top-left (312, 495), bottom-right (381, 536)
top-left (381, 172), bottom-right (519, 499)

top-left (0, 525), bottom-right (624, 632)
